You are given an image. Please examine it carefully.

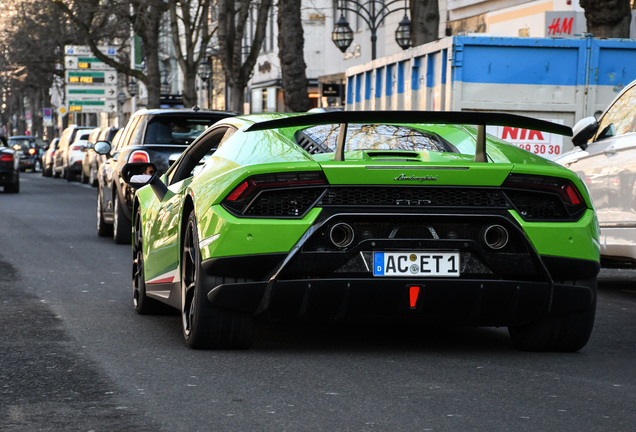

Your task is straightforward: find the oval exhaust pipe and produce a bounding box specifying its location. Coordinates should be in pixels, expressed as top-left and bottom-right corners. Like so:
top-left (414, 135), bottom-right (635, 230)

top-left (329, 223), bottom-right (355, 248)
top-left (483, 224), bottom-right (509, 250)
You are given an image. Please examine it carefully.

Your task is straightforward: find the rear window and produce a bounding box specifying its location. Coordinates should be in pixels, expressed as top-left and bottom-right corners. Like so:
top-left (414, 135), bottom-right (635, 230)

top-left (297, 124), bottom-right (459, 154)
top-left (145, 117), bottom-right (214, 146)
top-left (9, 139), bottom-right (34, 152)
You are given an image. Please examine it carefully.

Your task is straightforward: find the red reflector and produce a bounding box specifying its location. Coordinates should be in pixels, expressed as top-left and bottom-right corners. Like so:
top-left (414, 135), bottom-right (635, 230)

top-left (409, 286), bottom-right (420, 309)
top-left (226, 181), bottom-right (249, 201)
top-left (0, 154), bottom-right (13, 162)
top-left (564, 185), bottom-right (581, 205)
top-left (129, 151), bottom-right (149, 163)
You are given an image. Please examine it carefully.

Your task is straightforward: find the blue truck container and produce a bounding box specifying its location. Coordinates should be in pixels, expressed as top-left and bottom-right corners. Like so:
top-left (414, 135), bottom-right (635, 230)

top-left (345, 35), bottom-right (636, 157)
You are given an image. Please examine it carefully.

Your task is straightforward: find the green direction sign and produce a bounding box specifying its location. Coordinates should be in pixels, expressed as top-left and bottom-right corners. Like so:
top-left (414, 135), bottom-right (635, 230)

top-left (65, 55), bottom-right (116, 71)
top-left (66, 85), bottom-right (118, 99)
top-left (68, 99), bottom-right (117, 113)
top-left (66, 70), bottom-right (117, 85)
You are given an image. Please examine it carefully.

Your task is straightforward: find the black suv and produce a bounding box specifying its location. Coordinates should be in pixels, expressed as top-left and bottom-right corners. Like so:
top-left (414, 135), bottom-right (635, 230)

top-left (96, 108), bottom-right (233, 243)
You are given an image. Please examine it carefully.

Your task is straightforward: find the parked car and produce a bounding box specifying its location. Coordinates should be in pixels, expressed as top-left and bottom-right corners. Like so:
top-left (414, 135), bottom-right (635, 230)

top-left (53, 125), bottom-right (92, 180)
top-left (0, 136), bottom-right (19, 193)
top-left (81, 127), bottom-right (120, 186)
top-left (9, 135), bottom-right (47, 172)
top-left (42, 138), bottom-right (59, 177)
top-left (119, 110), bottom-right (599, 351)
top-left (95, 108), bottom-right (234, 244)
top-left (555, 78), bottom-right (636, 267)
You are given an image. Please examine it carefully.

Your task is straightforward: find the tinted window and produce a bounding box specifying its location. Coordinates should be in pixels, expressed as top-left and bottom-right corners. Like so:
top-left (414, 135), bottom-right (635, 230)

top-left (145, 117), bottom-right (213, 146)
top-left (120, 116), bottom-right (142, 151)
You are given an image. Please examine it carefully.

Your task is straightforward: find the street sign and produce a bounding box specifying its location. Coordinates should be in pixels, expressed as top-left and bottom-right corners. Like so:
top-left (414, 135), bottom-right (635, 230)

top-left (66, 85), bottom-right (118, 99)
top-left (65, 70), bottom-right (117, 85)
top-left (68, 100), bottom-right (117, 114)
top-left (64, 45), bottom-right (119, 115)
top-left (43, 107), bottom-right (53, 126)
top-left (65, 45), bottom-right (117, 57)
top-left (65, 56), bottom-right (116, 71)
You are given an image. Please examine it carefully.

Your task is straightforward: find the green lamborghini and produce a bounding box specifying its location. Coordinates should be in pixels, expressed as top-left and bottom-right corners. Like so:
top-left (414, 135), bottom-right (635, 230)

top-left (121, 111), bottom-right (600, 351)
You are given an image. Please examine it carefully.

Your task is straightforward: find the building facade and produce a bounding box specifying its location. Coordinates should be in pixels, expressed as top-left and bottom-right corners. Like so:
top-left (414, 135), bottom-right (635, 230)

top-left (247, 0), bottom-right (635, 114)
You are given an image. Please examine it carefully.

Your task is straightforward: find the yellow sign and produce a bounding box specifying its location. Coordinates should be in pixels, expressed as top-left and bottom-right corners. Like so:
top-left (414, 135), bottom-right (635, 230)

top-left (69, 76), bottom-right (94, 83)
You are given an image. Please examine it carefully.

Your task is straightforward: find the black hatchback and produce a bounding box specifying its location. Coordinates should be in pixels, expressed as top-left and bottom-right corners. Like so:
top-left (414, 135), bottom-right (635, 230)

top-left (9, 136), bottom-right (47, 172)
top-left (95, 108), bottom-right (233, 243)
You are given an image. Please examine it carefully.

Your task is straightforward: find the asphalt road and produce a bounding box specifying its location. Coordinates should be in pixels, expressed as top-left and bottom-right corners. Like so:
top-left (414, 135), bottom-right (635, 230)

top-left (1, 172), bottom-right (635, 432)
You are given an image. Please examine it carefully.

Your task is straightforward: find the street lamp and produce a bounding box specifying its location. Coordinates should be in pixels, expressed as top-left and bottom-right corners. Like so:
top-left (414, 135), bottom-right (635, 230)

top-left (198, 59), bottom-right (212, 109)
top-left (331, 0), bottom-right (412, 60)
top-left (127, 78), bottom-right (138, 97)
top-left (161, 79), bottom-right (171, 96)
top-left (332, 14), bottom-right (354, 52)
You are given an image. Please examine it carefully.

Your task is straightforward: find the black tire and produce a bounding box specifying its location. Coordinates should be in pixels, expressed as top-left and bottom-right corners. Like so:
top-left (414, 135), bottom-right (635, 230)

top-left (97, 189), bottom-right (113, 237)
top-left (5, 179), bottom-right (19, 193)
top-left (181, 211), bottom-right (254, 349)
top-left (113, 193), bottom-right (132, 244)
top-left (132, 207), bottom-right (163, 314)
top-left (66, 165), bottom-right (75, 182)
top-left (508, 278), bottom-right (597, 352)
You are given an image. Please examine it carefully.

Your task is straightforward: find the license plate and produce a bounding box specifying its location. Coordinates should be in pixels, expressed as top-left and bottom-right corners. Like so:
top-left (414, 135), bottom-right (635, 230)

top-left (373, 252), bottom-right (460, 277)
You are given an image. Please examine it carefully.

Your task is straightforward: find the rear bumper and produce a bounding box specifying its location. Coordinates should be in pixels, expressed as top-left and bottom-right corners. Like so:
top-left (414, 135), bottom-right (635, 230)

top-left (204, 275), bottom-right (595, 326)
top-left (68, 159), bottom-right (84, 173)
top-left (0, 169), bottom-right (18, 185)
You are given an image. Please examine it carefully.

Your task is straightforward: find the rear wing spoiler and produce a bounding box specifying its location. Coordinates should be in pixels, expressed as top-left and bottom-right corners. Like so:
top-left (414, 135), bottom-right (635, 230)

top-left (244, 110), bottom-right (573, 163)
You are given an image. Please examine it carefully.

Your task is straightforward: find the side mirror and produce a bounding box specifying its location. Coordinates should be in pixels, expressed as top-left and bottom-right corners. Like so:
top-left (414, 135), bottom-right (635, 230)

top-left (572, 116), bottom-right (599, 150)
top-left (94, 141), bottom-right (112, 155)
top-left (121, 162), bottom-right (167, 200)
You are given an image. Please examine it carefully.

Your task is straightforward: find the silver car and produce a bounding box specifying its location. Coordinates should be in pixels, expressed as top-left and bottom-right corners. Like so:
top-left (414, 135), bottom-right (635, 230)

top-left (555, 79), bottom-right (636, 266)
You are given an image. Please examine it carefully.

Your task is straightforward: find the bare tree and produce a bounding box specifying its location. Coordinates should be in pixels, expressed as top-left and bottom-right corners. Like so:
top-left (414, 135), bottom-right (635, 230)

top-left (580, 0), bottom-right (632, 38)
top-left (168, 0), bottom-right (216, 107)
top-left (217, 0), bottom-right (272, 113)
top-left (277, 0), bottom-right (310, 112)
top-left (0, 0), bottom-right (73, 138)
top-left (52, 0), bottom-right (168, 108)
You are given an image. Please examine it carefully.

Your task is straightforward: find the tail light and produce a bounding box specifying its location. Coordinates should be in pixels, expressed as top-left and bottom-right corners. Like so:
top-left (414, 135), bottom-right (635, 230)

top-left (128, 150), bottom-right (150, 164)
top-left (0, 153), bottom-right (13, 162)
top-left (502, 174), bottom-right (587, 221)
top-left (71, 144), bottom-right (85, 151)
top-left (222, 171), bottom-right (328, 218)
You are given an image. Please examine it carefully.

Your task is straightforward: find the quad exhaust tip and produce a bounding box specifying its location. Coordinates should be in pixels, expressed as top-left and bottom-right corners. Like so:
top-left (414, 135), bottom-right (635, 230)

top-left (483, 224), bottom-right (509, 250)
top-left (329, 223), bottom-right (355, 248)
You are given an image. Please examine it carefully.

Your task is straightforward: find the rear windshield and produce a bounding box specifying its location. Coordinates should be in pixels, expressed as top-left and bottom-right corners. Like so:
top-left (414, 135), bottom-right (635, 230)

top-left (9, 138), bottom-right (35, 152)
top-left (297, 124), bottom-right (459, 154)
top-left (145, 117), bottom-right (213, 146)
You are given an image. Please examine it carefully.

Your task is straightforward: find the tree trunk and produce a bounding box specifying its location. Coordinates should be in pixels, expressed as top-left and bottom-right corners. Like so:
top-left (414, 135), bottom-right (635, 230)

top-left (277, 0), bottom-right (309, 112)
top-left (411, 0), bottom-right (440, 46)
top-left (580, 0), bottom-right (631, 38)
top-left (218, 0), bottom-right (272, 114)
